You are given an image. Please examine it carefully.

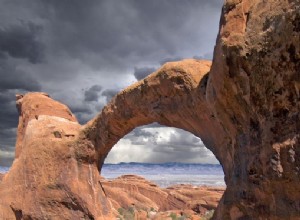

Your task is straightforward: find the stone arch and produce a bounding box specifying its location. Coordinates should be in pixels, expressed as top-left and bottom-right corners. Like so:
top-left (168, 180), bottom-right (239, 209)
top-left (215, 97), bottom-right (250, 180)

top-left (1, 1), bottom-right (299, 219)
top-left (80, 59), bottom-right (228, 176)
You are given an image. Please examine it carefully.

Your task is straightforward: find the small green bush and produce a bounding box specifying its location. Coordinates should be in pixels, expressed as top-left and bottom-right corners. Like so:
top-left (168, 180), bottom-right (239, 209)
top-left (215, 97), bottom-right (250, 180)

top-left (118, 207), bottom-right (124, 215)
top-left (169, 212), bottom-right (177, 220)
top-left (117, 207), bottom-right (135, 220)
top-left (202, 210), bottom-right (215, 220)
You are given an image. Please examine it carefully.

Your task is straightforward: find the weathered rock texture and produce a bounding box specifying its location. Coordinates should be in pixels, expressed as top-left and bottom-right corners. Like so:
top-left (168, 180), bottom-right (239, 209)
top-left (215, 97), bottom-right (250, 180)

top-left (207, 1), bottom-right (300, 219)
top-left (102, 175), bottom-right (224, 217)
top-left (0, 0), bottom-right (299, 219)
top-left (83, 59), bottom-right (217, 169)
top-left (0, 93), bottom-right (111, 219)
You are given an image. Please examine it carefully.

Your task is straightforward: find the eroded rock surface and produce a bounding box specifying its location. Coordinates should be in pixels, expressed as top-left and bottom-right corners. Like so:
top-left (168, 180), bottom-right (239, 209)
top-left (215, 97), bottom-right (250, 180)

top-left (102, 175), bottom-right (224, 219)
top-left (0, 0), bottom-right (299, 219)
top-left (207, 1), bottom-right (300, 219)
top-left (82, 59), bottom-right (217, 169)
top-left (0, 93), bottom-right (112, 219)
top-left (0, 59), bottom-right (213, 219)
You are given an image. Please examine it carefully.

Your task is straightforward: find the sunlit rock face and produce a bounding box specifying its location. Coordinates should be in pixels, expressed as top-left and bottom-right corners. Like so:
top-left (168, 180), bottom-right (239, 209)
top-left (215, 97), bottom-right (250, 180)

top-left (101, 174), bottom-right (224, 215)
top-left (0, 59), bottom-right (216, 219)
top-left (0, 93), bottom-right (111, 219)
top-left (0, 0), bottom-right (299, 219)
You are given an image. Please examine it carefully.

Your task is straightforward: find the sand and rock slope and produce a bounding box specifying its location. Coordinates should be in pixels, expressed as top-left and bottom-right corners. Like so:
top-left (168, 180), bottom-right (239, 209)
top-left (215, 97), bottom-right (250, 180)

top-left (102, 175), bottom-right (224, 219)
top-left (0, 0), bottom-right (299, 219)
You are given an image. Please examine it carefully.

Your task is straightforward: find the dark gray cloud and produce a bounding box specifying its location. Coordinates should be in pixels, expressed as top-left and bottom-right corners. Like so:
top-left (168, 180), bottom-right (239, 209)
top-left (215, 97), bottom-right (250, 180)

top-left (18, 0), bottom-right (222, 76)
top-left (101, 89), bottom-right (120, 103)
top-left (0, 22), bottom-right (44, 64)
top-left (159, 57), bottom-right (184, 66)
top-left (134, 67), bottom-right (156, 80)
top-left (39, 1), bottom-right (220, 66)
top-left (0, 92), bottom-right (19, 129)
top-left (0, 60), bottom-right (42, 92)
top-left (0, 0), bottom-right (223, 167)
top-left (55, 96), bottom-right (94, 124)
top-left (0, 92), bottom-right (20, 166)
top-left (69, 104), bottom-right (93, 124)
top-left (193, 52), bottom-right (214, 60)
top-left (84, 85), bottom-right (102, 102)
top-left (0, 20), bottom-right (44, 167)
top-left (105, 125), bottom-right (218, 164)
top-left (0, 87), bottom-right (41, 167)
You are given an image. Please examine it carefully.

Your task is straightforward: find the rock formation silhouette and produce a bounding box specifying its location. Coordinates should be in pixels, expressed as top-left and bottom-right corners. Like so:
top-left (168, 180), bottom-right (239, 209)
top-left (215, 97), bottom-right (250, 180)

top-left (0, 0), bottom-right (299, 219)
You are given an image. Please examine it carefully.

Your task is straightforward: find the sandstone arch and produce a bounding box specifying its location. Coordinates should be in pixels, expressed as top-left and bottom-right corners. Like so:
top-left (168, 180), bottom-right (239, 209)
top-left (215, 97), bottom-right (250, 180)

top-left (80, 59), bottom-right (226, 172)
top-left (0, 0), bottom-right (299, 219)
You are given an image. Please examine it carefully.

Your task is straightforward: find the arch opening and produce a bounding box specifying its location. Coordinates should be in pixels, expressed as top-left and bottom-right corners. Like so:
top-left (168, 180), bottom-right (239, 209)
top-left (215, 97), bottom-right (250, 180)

top-left (100, 123), bottom-right (225, 218)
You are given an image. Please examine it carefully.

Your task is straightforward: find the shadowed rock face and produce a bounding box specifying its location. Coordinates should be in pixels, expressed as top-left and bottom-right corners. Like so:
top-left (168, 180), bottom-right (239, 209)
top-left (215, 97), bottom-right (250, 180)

top-left (0, 0), bottom-right (299, 219)
top-left (208, 1), bottom-right (300, 219)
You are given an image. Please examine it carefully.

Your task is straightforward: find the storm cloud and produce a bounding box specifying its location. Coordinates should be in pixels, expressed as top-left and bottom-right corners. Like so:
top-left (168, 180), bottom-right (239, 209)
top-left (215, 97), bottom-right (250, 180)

top-left (0, 22), bottom-right (44, 63)
top-left (101, 89), bottom-right (120, 103)
top-left (134, 67), bottom-right (156, 80)
top-left (0, 0), bottom-right (223, 166)
top-left (84, 85), bottom-right (103, 102)
top-left (106, 125), bottom-right (219, 164)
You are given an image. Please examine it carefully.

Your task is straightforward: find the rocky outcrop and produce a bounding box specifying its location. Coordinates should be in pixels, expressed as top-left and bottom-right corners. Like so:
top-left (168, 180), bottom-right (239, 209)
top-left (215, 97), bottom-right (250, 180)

top-left (0, 93), bottom-right (112, 219)
top-left (0, 0), bottom-right (299, 219)
top-left (207, 1), bottom-right (300, 219)
top-left (102, 175), bottom-right (224, 218)
top-left (0, 59), bottom-right (213, 219)
top-left (82, 59), bottom-right (217, 169)
top-left (102, 175), bottom-right (224, 213)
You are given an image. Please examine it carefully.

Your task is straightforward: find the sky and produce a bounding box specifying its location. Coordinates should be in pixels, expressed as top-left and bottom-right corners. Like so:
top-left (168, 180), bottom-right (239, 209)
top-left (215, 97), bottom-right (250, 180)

top-left (0, 0), bottom-right (223, 167)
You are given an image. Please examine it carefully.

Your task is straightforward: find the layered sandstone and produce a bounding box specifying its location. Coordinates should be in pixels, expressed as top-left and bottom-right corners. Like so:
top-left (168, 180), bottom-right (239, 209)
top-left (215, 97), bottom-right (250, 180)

top-left (0, 93), bottom-right (112, 219)
top-left (102, 175), bottom-right (224, 212)
top-left (102, 175), bottom-right (224, 219)
top-left (0, 0), bottom-right (299, 219)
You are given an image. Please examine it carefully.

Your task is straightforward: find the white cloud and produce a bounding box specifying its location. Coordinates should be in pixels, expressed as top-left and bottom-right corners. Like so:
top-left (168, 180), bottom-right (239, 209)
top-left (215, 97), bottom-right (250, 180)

top-left (105, 138), bottom-right (152, 163)
top-left (105, 125), bottom-right (220, 164)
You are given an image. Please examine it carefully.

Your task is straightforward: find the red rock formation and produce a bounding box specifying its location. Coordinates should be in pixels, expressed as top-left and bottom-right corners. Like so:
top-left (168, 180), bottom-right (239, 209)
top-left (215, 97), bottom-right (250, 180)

top-left (102, 175), bottom-right (224, 218)
top-left (207, 1), bottom-right (300, 219)
top-left (0, 93), bottom-right (112, 219)
top-left (0, 0), bottom-right (299, 219)
top-left (15, 92), bottom-right (77, 159)
top-left (82, 59), bottom-right (216, 169)
top-left (0, 59), bottom-right (213, 219)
